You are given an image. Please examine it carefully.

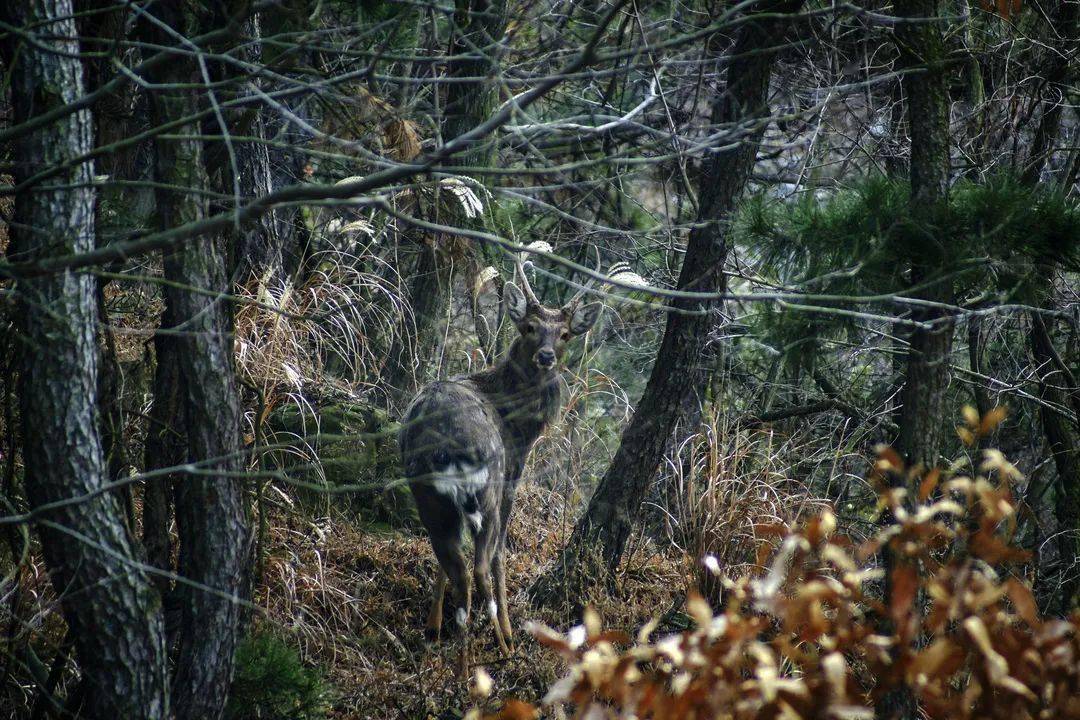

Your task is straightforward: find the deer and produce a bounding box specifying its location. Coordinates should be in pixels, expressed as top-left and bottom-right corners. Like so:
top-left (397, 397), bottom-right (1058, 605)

top-left (399, 256), bottom-right (601, 656)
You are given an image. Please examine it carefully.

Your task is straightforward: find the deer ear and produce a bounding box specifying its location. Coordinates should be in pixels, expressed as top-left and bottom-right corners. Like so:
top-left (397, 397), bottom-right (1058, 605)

top-left (503, 281), bottom-right (528, 323)
top-left (568, 302), bottom-right (602, 336)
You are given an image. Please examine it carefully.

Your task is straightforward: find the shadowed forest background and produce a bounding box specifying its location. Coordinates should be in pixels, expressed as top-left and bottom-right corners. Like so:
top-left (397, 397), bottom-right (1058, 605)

top-left (0, 0), bottom-right (1079, 718)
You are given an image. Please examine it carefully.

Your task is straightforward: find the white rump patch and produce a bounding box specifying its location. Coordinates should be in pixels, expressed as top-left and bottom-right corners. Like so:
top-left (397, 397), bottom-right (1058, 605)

top-left (488, 599), bottom-right (498, 621)
top-left (431, 463), bottom-right (489, 510)
top-left (456, 607), bottom-right (468, 627)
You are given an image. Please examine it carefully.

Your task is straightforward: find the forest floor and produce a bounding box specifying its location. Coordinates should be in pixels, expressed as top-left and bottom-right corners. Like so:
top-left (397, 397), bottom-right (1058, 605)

top-left (255, 482), bottom-right (689, 719)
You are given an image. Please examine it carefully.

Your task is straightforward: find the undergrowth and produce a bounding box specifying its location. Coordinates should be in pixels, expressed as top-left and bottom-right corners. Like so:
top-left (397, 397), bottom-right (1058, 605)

top-left (469, 409), bottom-right (1080, 720)
top-left (227, 630), bottom-right (332, 720)
top-left (252, 401), bottom-right (828, 718)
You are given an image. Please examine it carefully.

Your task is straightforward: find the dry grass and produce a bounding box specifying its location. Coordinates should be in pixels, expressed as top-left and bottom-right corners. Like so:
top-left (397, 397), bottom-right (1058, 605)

top-left (660, 411), bottom-right (832, 600)
top-left (235, 248), bottom-right (406, 401)
top-left (0, 549), bottom-right (72, 718)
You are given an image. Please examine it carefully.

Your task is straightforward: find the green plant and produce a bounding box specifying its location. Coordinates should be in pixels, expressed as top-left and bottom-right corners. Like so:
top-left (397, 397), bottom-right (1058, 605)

top-left (226, 629), bottom-right (332, 720)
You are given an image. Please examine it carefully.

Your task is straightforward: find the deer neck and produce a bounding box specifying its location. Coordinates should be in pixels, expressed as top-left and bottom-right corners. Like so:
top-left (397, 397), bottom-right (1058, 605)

top-left (469, 340), bottom-right (561, 439)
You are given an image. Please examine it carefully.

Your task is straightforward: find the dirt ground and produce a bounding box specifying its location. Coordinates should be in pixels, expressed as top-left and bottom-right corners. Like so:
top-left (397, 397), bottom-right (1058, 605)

top-left (256, 482), bottom-right (690, 719)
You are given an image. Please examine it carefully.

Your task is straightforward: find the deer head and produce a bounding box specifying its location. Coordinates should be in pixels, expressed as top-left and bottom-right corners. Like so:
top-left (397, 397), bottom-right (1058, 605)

top-left (502, 257), bottom-right (602, 373)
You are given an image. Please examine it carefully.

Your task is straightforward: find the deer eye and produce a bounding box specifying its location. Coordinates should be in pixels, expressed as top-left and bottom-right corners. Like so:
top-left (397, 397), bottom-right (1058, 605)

top-left (524, 321), bottom-right (537, 334)
top-left (560, 329), bottom-right (570, 341)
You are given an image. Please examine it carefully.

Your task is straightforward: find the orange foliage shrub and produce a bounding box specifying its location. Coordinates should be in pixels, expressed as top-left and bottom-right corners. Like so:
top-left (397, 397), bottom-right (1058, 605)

top-left (490, 412), bottom-right (1080, 719)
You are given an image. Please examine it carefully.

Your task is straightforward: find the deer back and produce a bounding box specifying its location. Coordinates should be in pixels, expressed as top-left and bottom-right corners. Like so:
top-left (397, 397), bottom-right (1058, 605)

top-left (400, 379), bottom-right (506, 530)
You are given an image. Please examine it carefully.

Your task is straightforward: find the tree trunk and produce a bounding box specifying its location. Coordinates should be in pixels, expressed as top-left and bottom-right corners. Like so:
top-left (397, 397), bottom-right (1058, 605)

top-left (1020, 0), bottom-right (1079, 186)
top-left (385, 0), bottom-right (508, 398)
top-left (83, 0), bottom-right (147, 535)
top-left (879, 2), bottom-right (953, 718)
top-left (443, 0), bottom-right (509, 169)
top-left (890, 0), bottom-right (954, 478)
top-left (1, 2), bottom-right (170, 717)
top-left (1030, 312), bottom-right (1080, 616)
top-left (532, 0), bottom-right (806, 607)
top-left (143, 324), bottom-right (183, 601)
top-left (142, 5), bottom-right (252, 719)
top-left (894, 310), bottom-right (954, 469)
top-left (205, 10), bottom-right (301, 284)
top-left (1014, 8), bottom-right (1080, 615)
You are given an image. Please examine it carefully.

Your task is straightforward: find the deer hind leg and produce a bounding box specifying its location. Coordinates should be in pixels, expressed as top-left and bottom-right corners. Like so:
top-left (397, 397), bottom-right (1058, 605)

top-left (473, 522), bottom-right (510, 655)
top-left (493, 481), bottom-right (518, 645)
top-left (430, 533), bottom-right (473, 677)
top-left (430, 529), bottom-right (471, 637)
top-left (424, 567), bottom-right (447, 641)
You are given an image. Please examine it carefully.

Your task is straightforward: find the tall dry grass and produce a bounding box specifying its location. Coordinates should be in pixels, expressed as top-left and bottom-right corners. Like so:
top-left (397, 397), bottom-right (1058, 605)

top-left (659, 410), bottom-right (831, 601)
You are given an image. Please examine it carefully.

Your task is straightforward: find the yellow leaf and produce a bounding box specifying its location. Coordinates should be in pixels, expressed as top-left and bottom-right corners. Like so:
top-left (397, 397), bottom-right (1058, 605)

top-left (686, 591), bottom-right (712, 627)
top-left (472, 668), bottom-right (493, 699)
top-left (583, 606), bottom-right (602, 640)
top-left (979, 406), bottom-right (1008, 436)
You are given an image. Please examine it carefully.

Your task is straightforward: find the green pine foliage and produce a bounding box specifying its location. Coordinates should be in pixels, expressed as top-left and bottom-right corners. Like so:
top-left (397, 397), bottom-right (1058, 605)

top-left (735, 176), bottom-right (1080, 367)
top-left (741, 175), bottom-right (1079, 297)
top-left (226, 630), bottom-right (333, 720)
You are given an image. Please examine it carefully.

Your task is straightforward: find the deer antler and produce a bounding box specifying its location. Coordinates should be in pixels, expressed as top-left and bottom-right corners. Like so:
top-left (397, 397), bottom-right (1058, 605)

top-left (513, 253), bottom-right (542, 307)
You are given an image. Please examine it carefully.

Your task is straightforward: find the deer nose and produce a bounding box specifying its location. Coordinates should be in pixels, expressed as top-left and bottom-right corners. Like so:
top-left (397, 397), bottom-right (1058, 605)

top-left (536, 349), bottom-right (556, 368)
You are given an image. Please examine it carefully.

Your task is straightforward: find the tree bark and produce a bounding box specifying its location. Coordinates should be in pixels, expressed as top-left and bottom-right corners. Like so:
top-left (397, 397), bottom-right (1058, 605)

top-left (532, 0), bottom-right (805, 606)
top-left (142, 4), bottom-right (252, 719)
top-left (1, 2), bottom-right (170, 717)
top-left (879, 3), bottom-right (953, 718)
top-left (204, 9), bottom-right (301, 283)
top-left (443, 0), bottom-right (509, 169)
top-left (891, 0), bottom-right (954, 474)
top-left (142, 332), bottom-right (183, 600)
top-left (1013, 9), bottom-right (1080, 615)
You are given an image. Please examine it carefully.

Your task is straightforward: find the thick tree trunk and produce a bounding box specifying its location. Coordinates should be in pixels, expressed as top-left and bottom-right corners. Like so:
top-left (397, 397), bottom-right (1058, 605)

top-left (894, 309), bottom-right (954, 468)
top-left (443, 0), bottom-right (509, 169)
top-left (83, 0), bottom-right (147, 534)
top-left (532, 0), bottom-right (805, 606)
top-left (890, 0), bottom-right (954, 478)
top-left (143, 5), bottom-right (252, 719)
top-left (1, 2), bottom-right (170, 717)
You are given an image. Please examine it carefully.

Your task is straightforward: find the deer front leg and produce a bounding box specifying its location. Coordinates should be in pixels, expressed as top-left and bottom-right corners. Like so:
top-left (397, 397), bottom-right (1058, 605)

top-left (494, 479), bottom-right (518, 646)
top-left (474, 525), bottom-right (511, 655)
top-left (493, 548), bottom-right (513, 647)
